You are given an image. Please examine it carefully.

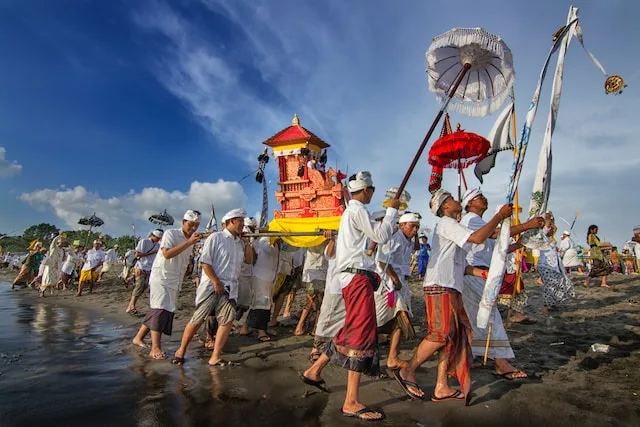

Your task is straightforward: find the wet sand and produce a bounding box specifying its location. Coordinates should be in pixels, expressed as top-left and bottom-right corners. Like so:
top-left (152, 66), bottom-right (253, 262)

top-left (1, 268), bottom-right (638, 426)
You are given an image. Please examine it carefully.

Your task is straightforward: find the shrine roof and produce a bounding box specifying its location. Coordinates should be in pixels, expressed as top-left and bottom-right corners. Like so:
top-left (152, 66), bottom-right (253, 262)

top-left (262, 114), bottom-right (330, 149)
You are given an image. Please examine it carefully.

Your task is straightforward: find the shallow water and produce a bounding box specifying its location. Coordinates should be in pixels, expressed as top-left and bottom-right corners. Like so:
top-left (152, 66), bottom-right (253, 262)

top-left (0, 283), bottom-right (333, 427)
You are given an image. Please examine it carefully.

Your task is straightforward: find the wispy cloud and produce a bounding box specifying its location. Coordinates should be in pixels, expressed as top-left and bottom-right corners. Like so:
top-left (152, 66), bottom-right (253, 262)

top-left (19, 180), bottom-right (247, 236)
top-left (0, 146), bottom-right (22, 178)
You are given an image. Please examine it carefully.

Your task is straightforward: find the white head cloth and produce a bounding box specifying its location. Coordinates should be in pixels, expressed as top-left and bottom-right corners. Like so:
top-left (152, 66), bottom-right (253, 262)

top-left (399, 212), bottom-right (421, 224)
top-left (430, 189), bottom-right (452, 217)
top-left (152, 229), bottom-right (164, 238)
top-left (562, 230), bottom-right (571, 236)
top-left (244, 217), bottom-right (257, 227)
top-left (347, 171), bottom-right (374, 193)
top-left (462, 187), bottom-right (483, 210)
top-left (183, 210), bottom-right (201, 222)
top-left (371, 210), bottom-right (386, 221)
top-left (222, 208), bottom-right (247, 223)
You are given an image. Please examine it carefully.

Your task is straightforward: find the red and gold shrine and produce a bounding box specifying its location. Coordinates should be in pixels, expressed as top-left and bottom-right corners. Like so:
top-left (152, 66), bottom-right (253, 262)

top-left (263, 114), bottom-right (346, 219)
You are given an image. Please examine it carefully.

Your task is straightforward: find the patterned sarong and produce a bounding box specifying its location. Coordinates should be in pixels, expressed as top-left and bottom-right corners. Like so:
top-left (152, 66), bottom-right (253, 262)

top-left (325, 273), bottom-right (379, 376)
top-left (424, 287), bottom-right (472, 392)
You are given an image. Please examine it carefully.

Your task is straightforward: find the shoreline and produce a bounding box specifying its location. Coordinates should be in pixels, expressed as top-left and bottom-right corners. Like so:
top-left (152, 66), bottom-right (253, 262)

top-left (1, 269), bottom-right (638, 426)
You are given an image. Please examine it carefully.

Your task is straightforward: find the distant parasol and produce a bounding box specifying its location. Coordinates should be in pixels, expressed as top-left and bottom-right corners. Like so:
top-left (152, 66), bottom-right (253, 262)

top-left (149, 209), bottom-right (174, 227)
top-left (78, 214), bottom-right (104, 228)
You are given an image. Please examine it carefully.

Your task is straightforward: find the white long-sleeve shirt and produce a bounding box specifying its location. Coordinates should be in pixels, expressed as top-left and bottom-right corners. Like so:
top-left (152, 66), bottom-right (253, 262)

top-left (335, 199), bottom-right (397, 290)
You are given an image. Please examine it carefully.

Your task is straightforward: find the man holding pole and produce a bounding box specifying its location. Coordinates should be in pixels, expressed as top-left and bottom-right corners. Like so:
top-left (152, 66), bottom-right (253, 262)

top-left (302, 171), bottom-right (398, 421)
top-left (393, 189), bottom-right (512, 403)
top-left (459, 188), bottom-right (543, 379)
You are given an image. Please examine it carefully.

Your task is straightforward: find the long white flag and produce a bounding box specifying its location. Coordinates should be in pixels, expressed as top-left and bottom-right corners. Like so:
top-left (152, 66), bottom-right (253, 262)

top-left (477, 8), bottom-right (578, 329)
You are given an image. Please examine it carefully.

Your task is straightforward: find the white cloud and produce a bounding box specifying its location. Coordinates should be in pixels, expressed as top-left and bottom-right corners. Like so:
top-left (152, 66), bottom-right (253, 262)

top-left (130, 1), bottom-right (640, 246)
top-left (19, 180), bottom-right (247, 236)
top-left (0, 146), bottom-right (22, 178)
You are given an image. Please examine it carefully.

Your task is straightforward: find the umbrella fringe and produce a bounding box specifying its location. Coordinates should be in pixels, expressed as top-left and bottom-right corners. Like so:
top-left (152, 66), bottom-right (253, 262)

top-left (436, 91), bottom-right (511, 118)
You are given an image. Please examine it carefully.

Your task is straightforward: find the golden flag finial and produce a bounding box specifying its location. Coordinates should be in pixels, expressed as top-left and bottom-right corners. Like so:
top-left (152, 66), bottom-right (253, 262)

top-left (292, 113), bottom-right (299, 126)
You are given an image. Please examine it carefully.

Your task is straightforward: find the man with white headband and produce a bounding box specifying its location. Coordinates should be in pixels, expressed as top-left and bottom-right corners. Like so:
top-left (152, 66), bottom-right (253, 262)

top-left (125, 228), bottom-right (163, 314)
top-left (235, 217), bottom-right (258, 338)
top-left (77, 240), bottom-right (105, 297)
top-left (394, 189), bottom-right (512, 404)
top-left (459, 188), bottom-right (543, 381)
top-left (132, 210), bottom-right (202, 359)
top-left (374, 211), bottom-right (420, 371)
top-left (302, 170), bottom-right (398, 422)
top-left (172, 208), bottom-right (254, 366)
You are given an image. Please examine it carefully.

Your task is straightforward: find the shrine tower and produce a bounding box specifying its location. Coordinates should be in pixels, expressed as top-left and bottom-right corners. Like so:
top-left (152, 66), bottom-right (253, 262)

top-left (262, 114), bottom-right (345, 219)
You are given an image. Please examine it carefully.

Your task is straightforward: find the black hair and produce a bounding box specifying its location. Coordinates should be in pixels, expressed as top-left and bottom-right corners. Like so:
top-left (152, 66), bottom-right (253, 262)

top-left (587, 224), bottom-right (598, 243)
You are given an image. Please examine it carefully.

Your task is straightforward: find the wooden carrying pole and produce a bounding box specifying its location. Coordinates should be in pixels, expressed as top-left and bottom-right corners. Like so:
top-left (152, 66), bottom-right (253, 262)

top-left (394, 63), bottom-right (472, 199)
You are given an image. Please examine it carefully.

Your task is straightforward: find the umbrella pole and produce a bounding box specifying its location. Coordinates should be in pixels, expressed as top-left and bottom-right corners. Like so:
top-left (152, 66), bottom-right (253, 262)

top-left (395, 63), bottom-right (472, 198)
top-left (506, 98), bottom-right (520, 329)
top-left (84, 225), bottom-right (93, 248)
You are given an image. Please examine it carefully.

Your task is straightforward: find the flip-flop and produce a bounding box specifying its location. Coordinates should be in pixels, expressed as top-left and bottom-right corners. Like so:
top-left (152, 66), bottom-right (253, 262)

top-left (494, 370), bottom-right (528, 380)
top-left (126, 309), bottom-right (138, 315)
top-left (431, 389), bottom-right (464, 402)
top-left (151, 352), bottom-right (167, 360)
top-left (391, 368), bottom-right (424, 400)
top-left (208, 359), bottom-right (239, 367)
top-left (258, 335), bottom-right (272, 342)
top-left (171, 356), bottom-right (185, 366)
top-left (300, 373), bottom-right (330, 393)
top-left (341, 406), bottom-right (385, 421)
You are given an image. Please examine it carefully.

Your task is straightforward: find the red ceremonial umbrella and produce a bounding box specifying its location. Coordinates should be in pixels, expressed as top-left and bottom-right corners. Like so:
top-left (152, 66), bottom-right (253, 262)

top-left (428, 114), bottom-right (490, 199)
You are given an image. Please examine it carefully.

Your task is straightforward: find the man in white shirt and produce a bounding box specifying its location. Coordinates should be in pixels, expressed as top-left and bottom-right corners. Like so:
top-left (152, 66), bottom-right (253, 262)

top-left (126, 230), bottom-right (163, 314)
top-left (132, 210), bottom-right (202, 359)
top-left (459, 188), bottom-right (542, 380)
top-left (77, 240), bottom-right (105, 296)
top-left (246, 236), bottom-right (281, 341)
top-left (302, 171), bottom-right (398, 422)
top-left (393, 189), bottom-right (512, 404)
top-left (172, 208), bottom-right (254, 366)
top-left (236, 217), bottom-right (257, 326)
top-left (99, 244), bottom-right (119, 282)
top-left (374, 211), bottom-right (420, 371)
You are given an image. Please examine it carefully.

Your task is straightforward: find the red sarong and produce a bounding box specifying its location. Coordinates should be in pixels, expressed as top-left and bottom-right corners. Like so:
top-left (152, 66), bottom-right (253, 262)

top-left (328, 273), bottom-right (379, 375)
top-left (499, 272), bottom-right (524, 296)
top-left (424, 288), bottom-right (472, 392)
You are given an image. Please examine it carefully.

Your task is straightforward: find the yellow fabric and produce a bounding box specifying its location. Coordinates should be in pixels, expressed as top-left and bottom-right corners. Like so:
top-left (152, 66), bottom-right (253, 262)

top-left (268, 216), bottom-right (341, 248)
top-left (79, 270), bottom-right (99, 283)
top-left (272, 273), bottom-right (288, 296)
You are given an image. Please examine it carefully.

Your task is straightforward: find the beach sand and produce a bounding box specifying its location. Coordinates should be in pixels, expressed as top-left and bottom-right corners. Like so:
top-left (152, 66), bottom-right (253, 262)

top-left (1, 268), bottom-right (638, 426)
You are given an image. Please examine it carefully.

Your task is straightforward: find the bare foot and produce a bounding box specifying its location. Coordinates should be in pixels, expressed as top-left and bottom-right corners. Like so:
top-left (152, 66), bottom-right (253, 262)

top-left (293, 328), bottom-right (305, 336)
top-left (149, 350), bottom-right (167, 360)
top-left (600, 283), bottom-right (610, 288)
top-left (132, 338), bottom-right (148, 348)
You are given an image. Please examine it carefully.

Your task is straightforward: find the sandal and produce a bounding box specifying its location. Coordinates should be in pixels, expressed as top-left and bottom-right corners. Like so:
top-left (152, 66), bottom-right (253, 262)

top-left (258, 334), bottom-right (272, 342)
top-left (391, 368), bottom-right (423, 400)
top-left (150, 352), bottom-right (167, 360)
top-left (300, 373), bottom-right (330, 393)
top-left (494, 369), bottom-right (528, 380)
top-left (431, 389), bottom-right (465, 402)
top-left (341, 406), bottom-right (385, 421)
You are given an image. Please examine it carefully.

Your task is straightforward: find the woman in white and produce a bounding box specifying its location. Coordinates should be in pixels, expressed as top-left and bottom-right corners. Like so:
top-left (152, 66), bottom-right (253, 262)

top-left (39, 235), bottom-right (66, 297)
top-left (246, 236), bottom-right (281, 341)
top-left (558, 230), bottom-right (583, 273)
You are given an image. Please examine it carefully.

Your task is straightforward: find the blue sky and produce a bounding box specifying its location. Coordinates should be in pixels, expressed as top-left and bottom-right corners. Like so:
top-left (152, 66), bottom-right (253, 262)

top-left (0, 0), bottom-right (638, 246)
